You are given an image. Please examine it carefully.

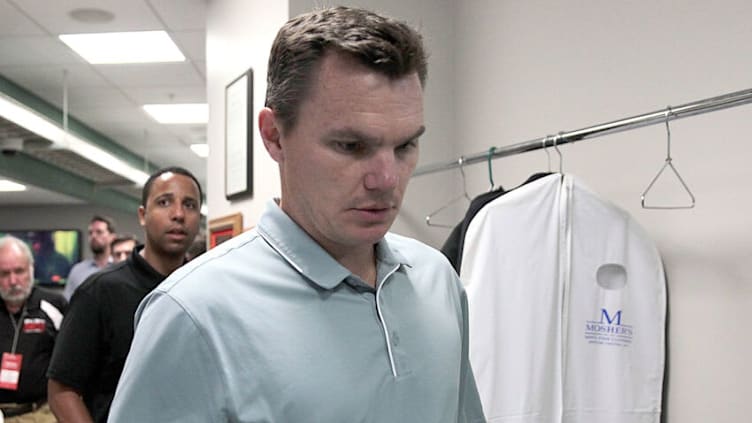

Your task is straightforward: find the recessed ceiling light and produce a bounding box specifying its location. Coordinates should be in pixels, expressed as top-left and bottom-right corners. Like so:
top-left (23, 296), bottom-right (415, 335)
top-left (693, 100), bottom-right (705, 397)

top-left (0, 179), bottom-right (27, 192)
top-left (59, 30), bottom-right (185, 64)
top-left (190, 143), bottom-right (209, 158)
top-left (143, 103), bottom-right (209, 124)
top-left (69, 8), bottom-right (115, 24)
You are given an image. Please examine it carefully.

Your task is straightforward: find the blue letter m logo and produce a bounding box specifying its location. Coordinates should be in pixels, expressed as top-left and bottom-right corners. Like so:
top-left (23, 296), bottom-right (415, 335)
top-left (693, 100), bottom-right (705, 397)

top-left (600, 309), bottom-right (622, 325)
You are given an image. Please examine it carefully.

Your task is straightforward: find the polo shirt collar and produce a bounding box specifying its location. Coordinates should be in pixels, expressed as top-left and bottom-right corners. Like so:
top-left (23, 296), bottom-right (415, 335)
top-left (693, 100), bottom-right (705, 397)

top-left (257, 200), bottom-right (410, 290)
top-left (128, 245), bottom-right (167, 290)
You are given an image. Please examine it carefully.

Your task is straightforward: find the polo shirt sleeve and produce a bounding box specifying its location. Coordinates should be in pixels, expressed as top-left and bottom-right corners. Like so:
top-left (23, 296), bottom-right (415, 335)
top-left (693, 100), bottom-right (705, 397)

top-left (46, 287), bottom-right (102, 390)
top-left (108, 291), bottom-right (227, 423)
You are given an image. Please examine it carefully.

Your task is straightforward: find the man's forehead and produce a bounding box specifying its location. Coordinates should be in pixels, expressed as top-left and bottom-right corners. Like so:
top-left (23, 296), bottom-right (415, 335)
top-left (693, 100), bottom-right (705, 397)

top-left (114, 241), bottom-right (135, 250)
top-left (0, 245), bottom-right (29, 265)
top-left (153, 173), bottom-right (197, 191)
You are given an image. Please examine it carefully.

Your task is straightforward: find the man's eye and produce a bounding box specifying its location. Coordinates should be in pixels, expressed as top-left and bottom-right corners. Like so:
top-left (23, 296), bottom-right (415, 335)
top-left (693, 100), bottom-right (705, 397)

top-left (334, 141), bottom-right (365, 154)
top-left (397, 140), bottom-right (418, 152)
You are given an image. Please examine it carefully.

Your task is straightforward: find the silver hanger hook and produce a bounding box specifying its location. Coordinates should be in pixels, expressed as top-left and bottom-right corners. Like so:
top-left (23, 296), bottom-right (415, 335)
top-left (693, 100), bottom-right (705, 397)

top-left (640, 105), bottom-right (695, 209)
top-left (486, 147), bottom-right (497, 191)
top-left (458, 156), bottom-right (471, 200)
top-left (425, 155), bottom-right (471, 228)
top-left (541, 136), bottom-right (552, 172)
top-left (553, 132), bottom-right (564, 173)
top-left (664, 105), bottom-right (673, 161)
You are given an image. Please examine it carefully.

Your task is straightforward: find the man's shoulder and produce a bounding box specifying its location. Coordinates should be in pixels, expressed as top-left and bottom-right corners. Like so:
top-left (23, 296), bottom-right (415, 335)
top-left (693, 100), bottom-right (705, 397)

top-left (76, 260), bottom-right (133, 293)
top-left (29, 286), bottom-right (66, 308)
top-left (154, 231), bottom-right (266, 300)
top-left (69, 259), bottom-right (93, 272)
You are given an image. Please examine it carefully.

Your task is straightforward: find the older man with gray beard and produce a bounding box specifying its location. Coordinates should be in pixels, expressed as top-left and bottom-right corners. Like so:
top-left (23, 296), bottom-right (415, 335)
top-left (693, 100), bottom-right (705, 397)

top-left (0, 235), bottom-right (66, 422)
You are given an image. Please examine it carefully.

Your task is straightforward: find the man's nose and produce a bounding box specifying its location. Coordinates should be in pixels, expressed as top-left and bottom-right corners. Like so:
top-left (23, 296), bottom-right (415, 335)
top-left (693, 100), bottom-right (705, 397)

top-left (170, 204), bottom-right (186, 221)
top-left (364, 152), bottom-right (399, 191)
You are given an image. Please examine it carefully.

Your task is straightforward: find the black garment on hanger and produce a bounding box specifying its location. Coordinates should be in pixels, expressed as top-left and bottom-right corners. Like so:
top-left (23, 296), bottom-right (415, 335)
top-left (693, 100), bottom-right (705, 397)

top-left (440, 172), bottom-right (552, 273)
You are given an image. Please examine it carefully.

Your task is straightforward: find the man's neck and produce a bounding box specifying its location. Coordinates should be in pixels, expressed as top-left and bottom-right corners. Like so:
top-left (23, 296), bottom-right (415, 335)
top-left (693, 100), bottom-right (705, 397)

top-left (139, 246), bottom-right (184, 277)
top-left (93, 251), bottom-right (110, 268)
top-left (332, 245), bottom-right (378, 288)
top-left (4, 301), bottom-right (23, 315)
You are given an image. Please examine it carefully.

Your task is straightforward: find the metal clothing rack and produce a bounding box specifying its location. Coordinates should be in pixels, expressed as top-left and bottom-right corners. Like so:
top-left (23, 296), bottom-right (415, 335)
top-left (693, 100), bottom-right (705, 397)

top-left (412, 88), bottom-right (752, 177)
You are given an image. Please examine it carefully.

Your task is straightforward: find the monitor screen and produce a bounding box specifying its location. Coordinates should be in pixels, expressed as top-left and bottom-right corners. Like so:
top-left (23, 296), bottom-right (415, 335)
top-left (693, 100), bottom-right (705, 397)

top-left (0, 229), bottom-right (82, 286)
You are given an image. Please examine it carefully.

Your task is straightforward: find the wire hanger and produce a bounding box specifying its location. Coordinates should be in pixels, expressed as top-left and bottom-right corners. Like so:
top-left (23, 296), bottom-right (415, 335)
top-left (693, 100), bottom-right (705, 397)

top-left (640, 106), bottom-right (695, 209)
top-left (553, 132), bottom-right (564, 173)
top-left (542, 136), bottom-right (552, 172)
top-left (426, 156), bottom-right (472, 228)
top-left (486, 147), bottom-right (497, 191)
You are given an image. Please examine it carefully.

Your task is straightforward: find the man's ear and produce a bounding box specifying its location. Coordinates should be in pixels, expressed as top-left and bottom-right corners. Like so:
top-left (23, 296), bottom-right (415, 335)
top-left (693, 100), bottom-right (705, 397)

top-left (138, 205), bottom-right (146, 227)
top-left (259, 107), bottom-right (284, 163)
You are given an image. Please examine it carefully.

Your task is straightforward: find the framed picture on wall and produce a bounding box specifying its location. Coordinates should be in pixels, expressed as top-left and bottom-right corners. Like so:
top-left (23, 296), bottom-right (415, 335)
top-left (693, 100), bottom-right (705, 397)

top-left (208, 213), bottom-right (243, 248)
top-left (225, 68), bottom-right (254, 200)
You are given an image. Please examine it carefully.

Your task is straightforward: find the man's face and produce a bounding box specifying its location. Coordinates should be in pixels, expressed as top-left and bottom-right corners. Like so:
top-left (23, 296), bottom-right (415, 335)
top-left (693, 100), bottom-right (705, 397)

top-left (262, 51), bottom-right (424, 257)
top-left (0, 243), bottom-right (33, 306)
top-left (111, 240), bottom-right (137, 263)
top-left (138, 173), bottom-right (201, 258)
top-left (89, 220), bottom-right (113, 255)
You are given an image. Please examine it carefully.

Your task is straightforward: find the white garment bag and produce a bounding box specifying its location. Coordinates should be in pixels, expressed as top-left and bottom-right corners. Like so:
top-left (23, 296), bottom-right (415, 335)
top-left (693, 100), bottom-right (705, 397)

top-left (461, 173), bottom-right (666, 423)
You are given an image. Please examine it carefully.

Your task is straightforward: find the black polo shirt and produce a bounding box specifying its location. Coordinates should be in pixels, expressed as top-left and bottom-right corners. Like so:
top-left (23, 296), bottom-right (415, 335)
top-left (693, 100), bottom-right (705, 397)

top-left (0, 287), bottom-right (66, 403)
top-left (47, 246), bottom-right (165, 423)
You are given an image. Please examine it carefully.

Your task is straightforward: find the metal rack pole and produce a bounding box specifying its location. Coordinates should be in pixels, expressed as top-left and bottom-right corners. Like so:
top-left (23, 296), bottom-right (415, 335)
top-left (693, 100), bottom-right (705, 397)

top-left (412, 88), bottom-right (752, 177)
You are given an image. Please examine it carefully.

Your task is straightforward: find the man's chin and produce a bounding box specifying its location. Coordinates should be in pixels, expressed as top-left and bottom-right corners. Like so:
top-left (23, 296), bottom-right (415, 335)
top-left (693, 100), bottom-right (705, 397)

top-left (1, 292), bottom-right (30, 304)
top-left (90, 246), bottom-right (106, 255)
top-left (353, 225), bottom-right (391, 245)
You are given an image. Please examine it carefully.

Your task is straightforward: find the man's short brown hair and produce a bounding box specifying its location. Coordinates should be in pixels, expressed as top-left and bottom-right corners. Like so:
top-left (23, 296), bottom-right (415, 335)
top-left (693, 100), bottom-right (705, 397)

top-left (265, 6), bottom-right (428, 133)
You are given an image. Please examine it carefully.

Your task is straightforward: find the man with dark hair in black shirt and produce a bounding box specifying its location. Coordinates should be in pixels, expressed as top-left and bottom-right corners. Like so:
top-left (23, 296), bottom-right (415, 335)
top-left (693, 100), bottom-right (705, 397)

top-left (47, 167), bottom-right (202, 423)
top-left (0, 235), bottom-right (66, 422)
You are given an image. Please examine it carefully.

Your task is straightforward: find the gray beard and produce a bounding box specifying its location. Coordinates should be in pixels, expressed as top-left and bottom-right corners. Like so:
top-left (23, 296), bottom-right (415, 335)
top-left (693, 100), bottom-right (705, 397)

top-left (0, 285), bottom-right (32, 306)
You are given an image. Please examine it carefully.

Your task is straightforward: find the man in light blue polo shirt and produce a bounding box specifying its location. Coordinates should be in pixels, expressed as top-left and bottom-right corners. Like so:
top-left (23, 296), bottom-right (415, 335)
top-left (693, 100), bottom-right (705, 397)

top-left (109, 6), bottom-right (485, 423)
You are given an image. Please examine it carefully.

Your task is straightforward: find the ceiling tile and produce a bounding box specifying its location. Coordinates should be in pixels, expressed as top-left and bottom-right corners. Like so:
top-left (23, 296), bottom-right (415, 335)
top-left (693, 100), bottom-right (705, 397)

top-left (121, 84), bottom-right (205, 104)
top-left (107, 126), bottom-right (179, 149)
top-left (72, 106), bottom-right (159, 126)
top-left (66, 86), bottom-right (137, 110)
top-left (12, 0), bottom-right (162, 34)
top-left (193, 60), bottom-right (206, 78)
top-left (149, 0), bottom-right (207, 31)
top-left (0, 36), bottom-right (86, 66)
top-left (170, 30), bottom-right (206, 61)
top-left (0, 63), bottom-right (110, 90)
top-left (96, 62), bottom-right (204, 87)
top-left (0, 1), bottom-right (46, 36)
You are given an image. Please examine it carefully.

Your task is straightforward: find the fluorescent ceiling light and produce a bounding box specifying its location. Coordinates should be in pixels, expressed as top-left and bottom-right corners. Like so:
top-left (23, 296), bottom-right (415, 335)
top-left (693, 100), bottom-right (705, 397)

top-left (0, 179), bottom-right (26, 192)
top-left (190, 143), bottom-right (209, 158)
top-left (0, 92), bottom-right (150, 185)
top-left (143, 103), bottom-right (208, 124)
top-left (59, 30), bottom-right (185, 64)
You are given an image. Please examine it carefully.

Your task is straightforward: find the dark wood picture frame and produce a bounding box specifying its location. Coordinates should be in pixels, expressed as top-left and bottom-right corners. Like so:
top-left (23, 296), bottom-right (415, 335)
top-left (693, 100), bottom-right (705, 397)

top-left (224, 68), bottom-right (254, 200)
top-left (208, 212), bottom-right (243, 249)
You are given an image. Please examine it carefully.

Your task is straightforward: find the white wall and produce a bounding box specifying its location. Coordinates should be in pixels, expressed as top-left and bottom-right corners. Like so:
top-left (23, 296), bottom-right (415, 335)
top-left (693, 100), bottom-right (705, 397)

top-left (450, 1), bottom-right (752, 422)
top-left (205, 0), bottom-right (288, 229)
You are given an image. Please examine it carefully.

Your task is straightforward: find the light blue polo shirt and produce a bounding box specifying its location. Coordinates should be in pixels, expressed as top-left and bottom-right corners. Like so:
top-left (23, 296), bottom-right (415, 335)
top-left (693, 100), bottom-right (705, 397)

top-left (109, 201), bottom-right (485, 423)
